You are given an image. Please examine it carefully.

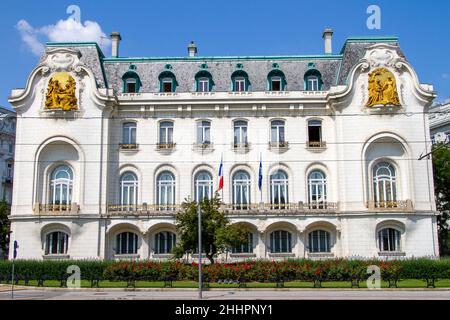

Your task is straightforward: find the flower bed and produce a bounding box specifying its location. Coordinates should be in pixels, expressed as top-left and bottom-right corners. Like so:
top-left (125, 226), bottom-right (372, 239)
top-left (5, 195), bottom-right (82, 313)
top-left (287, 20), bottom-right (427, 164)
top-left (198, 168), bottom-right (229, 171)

top-left (0, 258), bottom-right (449, 288)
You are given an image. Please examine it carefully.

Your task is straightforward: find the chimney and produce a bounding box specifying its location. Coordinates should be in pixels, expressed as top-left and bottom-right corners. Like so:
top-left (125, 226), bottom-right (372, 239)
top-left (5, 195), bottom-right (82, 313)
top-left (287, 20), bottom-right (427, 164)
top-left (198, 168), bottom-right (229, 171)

top-left (110, 32), bottom-right (122, 58)
top-left (187, 41), bottom-right (197, 57)
top-left (322, 28), bottom-right (333, 54)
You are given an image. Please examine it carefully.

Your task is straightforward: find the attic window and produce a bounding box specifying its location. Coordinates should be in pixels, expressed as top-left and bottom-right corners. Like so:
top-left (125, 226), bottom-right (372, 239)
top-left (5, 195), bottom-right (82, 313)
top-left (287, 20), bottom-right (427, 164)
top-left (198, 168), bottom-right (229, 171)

top-left (162, 78), bottom-right (173, 92)
top-left (126, 78), bottom-right (137, 93)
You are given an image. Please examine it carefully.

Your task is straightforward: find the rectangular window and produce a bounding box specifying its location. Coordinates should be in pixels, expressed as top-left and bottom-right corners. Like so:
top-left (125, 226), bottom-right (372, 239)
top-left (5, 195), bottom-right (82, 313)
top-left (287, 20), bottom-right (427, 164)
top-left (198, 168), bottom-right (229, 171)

top-left (162, 79), bottom-right (173, 92)
top-left (234, 122), bottom-right (248, 145)
top-left (234, 78), bottom-right (245, 92)
top-left (122, 123), bottom-right (137, 144)
top-left (160, 122), bottom-right (174, 144)
top-left (307, 77), bottom-right (319, 91)
top-left (308, 120), bottom-right (322, 146)
top-left (126, 79), bottom-right (137, 93)
top-left (271, 77), bottom-right (281, 91)
top-left (197, 121), bottom-right (211, 144)
top-left (198, 78), bottom-right (209, 92)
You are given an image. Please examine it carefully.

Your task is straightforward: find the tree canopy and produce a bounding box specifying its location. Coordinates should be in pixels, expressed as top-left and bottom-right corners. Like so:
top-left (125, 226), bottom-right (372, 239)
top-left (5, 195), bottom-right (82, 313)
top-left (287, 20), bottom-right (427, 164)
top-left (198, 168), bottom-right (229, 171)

top-left (173, 195), bottom-right (249, 264)
top-left (432, 142), bottom-right (450, 256)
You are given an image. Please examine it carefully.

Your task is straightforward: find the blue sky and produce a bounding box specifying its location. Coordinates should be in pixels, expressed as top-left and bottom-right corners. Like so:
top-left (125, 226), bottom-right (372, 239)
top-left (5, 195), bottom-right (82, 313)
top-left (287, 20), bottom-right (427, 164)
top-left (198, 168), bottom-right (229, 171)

top-left (1, 0), bottom-right (449, 108)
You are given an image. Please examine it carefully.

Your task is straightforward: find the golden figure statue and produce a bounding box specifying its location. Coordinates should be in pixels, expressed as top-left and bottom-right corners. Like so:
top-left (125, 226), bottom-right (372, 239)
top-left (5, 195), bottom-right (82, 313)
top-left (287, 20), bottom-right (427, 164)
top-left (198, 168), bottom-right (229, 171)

top-left (366, 68), bottom-right (401, 107)
top-left (45, 72), bottom-right (78, 111)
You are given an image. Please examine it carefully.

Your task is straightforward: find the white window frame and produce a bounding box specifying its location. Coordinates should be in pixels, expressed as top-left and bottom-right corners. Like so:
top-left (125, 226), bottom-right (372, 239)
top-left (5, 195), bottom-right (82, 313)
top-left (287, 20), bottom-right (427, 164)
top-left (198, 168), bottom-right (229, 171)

top-left (159, 121), bottom-right (174, 144)
top-left (120, 172), bottom-right (138, 207)
top-left (198, 77), bottom-right (210, 92)
top-left (122, 122), bottom-right (137, 144)
top-left (194, 171), bottom-right (213, 202)
top-left (308, 230), bottom-right (331, 253)
top-left (154, 231), bottom-right (176, 254)
top-left (307, 76), bottom-right (319, 91)
top-left (378, 228), bottom-right (401, 252)
top-left (308, 170), bottom-right (327, 205)
top-left (270, 230), bottom-right (292, 253)
top-left (270, 170), bottom-right (289, 208)
top-left (233, 121), bottom-right (248, 145)
top-left (232, 171), bottom-right (251, 209)
top-left (197, 121), bottom-right (211, 144)
top-left (372, 161), bottom-right (397, 206)
top-left (45, 231), bottom-right (69, 255)
top-left (271, 120), bottom-right (285, 143)
top-left (234, 77), bottom-right (246, 92)
top-left (157, 171), bottom-right (176, 209)
top-left (116, 232), bottom-right (138, 255)
top-left (50, 165), bottom-right (73, 206)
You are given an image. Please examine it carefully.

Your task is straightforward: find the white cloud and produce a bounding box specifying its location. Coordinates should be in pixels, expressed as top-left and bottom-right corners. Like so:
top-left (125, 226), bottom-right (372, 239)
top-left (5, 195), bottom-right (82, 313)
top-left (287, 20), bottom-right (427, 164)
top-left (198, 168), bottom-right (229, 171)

top-left (16, 17), bottom-right (111, 56)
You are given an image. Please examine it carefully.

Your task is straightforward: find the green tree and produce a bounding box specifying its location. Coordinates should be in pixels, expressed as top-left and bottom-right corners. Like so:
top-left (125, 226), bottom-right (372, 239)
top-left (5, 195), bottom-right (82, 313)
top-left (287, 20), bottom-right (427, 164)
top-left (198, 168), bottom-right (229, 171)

top-left (432, 142), bottom-right (450, 256)
top-left (173, 195), bottom-right (249, 264)
top-left (0, 200), bottom-right (11, 259)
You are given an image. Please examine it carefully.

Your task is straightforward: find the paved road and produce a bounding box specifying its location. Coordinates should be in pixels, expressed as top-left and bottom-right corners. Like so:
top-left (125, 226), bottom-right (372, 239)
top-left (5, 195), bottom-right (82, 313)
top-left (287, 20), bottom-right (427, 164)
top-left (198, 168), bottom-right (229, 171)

top-left (1, 286), bottom-right (450, 300)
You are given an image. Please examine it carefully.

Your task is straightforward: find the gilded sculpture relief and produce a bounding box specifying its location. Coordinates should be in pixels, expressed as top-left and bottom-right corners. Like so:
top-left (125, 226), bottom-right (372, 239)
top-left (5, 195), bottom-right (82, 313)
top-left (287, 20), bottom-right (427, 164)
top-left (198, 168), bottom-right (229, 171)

top-left (366, 67), bottom-right (401, 107)
top-left (45, 72), bottom-right (78, 111)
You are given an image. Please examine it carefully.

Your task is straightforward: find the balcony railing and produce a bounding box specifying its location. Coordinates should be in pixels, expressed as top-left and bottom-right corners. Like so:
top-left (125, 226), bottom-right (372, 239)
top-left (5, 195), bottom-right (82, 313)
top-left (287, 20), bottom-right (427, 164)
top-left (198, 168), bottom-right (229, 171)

top-left (232, 142), bottom-right (251, 153)
top-left (119, 143), bottom-right (139, 150)
top-left (156, 142), bottom-right (176, 150)
top-left (105, 202), bottom-right (339, 216)
top-left (34, 203), bottom-right (80, 215)
top-left (269, 141), bottom-right (289, 149)
top-left (307, 140), bottom-right (327, 148)
top-left (107, 204), bottom-right (180, 216)
top-left (367, 200), bottom-right (413, 212)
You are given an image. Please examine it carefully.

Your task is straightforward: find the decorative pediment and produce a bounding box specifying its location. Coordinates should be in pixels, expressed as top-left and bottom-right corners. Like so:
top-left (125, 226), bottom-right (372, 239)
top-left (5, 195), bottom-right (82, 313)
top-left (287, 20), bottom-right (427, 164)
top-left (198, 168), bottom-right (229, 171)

top-left (360, 43), bottom-right (405, 71)
top-left (40, 48), bottom-right (83, 75)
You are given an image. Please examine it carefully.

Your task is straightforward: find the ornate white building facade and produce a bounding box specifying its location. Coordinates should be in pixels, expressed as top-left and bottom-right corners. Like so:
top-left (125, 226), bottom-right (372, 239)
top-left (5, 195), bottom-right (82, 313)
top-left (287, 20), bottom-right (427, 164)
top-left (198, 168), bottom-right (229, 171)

top-left (8, 31), bottom-right (440, 260)
top-left (0, 106), bottom-right (15, 205)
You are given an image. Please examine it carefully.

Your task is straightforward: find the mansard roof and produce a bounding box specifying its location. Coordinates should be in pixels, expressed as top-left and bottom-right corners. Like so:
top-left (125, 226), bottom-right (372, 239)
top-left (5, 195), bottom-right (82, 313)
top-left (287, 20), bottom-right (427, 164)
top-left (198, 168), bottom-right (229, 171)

top-left (45, 36), bottom-right (402, 93)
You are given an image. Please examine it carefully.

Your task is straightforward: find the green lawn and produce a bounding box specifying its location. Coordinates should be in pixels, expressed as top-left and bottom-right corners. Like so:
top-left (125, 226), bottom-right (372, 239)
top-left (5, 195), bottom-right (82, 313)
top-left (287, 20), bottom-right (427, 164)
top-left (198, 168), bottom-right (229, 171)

top-left (3, 279), bottom-right (450, 289)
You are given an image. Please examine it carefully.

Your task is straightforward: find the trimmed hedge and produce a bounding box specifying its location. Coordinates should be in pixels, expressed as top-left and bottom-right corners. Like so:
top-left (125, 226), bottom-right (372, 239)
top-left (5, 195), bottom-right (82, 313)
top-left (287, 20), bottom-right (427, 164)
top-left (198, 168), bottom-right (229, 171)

top-left (0, 258), bottom-right (449, 288)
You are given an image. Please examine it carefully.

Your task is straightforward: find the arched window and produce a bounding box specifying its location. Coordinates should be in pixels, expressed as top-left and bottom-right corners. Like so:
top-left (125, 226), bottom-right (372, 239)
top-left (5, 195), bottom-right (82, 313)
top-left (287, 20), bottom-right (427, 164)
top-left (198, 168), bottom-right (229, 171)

top-left (120, 172), bottom-right (138, 207)
top-left (373, 162), bottom-right (397, 207)
top-left (232, 171), bottom-right (251, 210)
top-left (271, 120), bottom-right (285, 143)
top-left (232, 232), bottom-right (253, 253)
top-left (116, 232), bottom-right (138, 255)
top-left (157, 171), bottom-right (176, 210)
top-left (308, 230), bottom-right (331, 253)
top-left (267, 70), bottom-right (286, 91)
top-left (158, 71), bottom-right (178, 92)
top-left (122, 122), bottom-right (137, 145)
top-left (270, 170), bottom-right (289, 209)
top-left (122, 71), bottom-right (141, 93)
top-left (45, 231), bottom-right (69, 255)
top-left (196, 120), bottom-right (211, 144)
top-left (378, 228), bottom-right (401, 252)
top-left (195, 71), bottom-right (214, 92)
top-left (154, 231), bottom-right (176, 254)
top-left (308, 170), bottom-right (327, 208)
top-left (159, 121), bottom-right (174, 145)
top-left (195, 171), bottom-right (213, 202)
top-left (231, 70), bottom-right (250, 92)
top-left (50, 165), bottom-right (73, 207)
top-left (304, 69), bottom-right (323, 91)
top-left (233, 120), bottom-right (248, 146)
top-left (270, 230), bottom-right (292, 253)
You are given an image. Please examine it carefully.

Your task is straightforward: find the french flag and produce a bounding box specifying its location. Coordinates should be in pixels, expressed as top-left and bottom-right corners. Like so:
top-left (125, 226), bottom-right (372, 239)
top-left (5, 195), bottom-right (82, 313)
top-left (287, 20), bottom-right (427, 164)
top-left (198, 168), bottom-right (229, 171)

top-left (217, 156), bottom-right (224, 191)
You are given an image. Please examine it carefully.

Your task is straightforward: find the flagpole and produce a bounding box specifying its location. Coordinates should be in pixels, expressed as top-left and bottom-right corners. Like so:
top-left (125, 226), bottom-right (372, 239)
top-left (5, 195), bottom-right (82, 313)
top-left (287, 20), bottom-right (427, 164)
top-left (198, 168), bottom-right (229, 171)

top-left (259, 152), bottom-right (263, 204)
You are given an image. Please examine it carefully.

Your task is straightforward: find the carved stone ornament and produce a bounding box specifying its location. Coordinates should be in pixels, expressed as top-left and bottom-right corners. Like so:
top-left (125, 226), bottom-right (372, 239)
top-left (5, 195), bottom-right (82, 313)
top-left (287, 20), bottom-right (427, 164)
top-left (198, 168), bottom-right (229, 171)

top-left (40, 48), bottom-right (83, 75)
top-left (45, 72), bottom-right (78, 111)
top-left (366, 67), bottom-right (401, 107)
